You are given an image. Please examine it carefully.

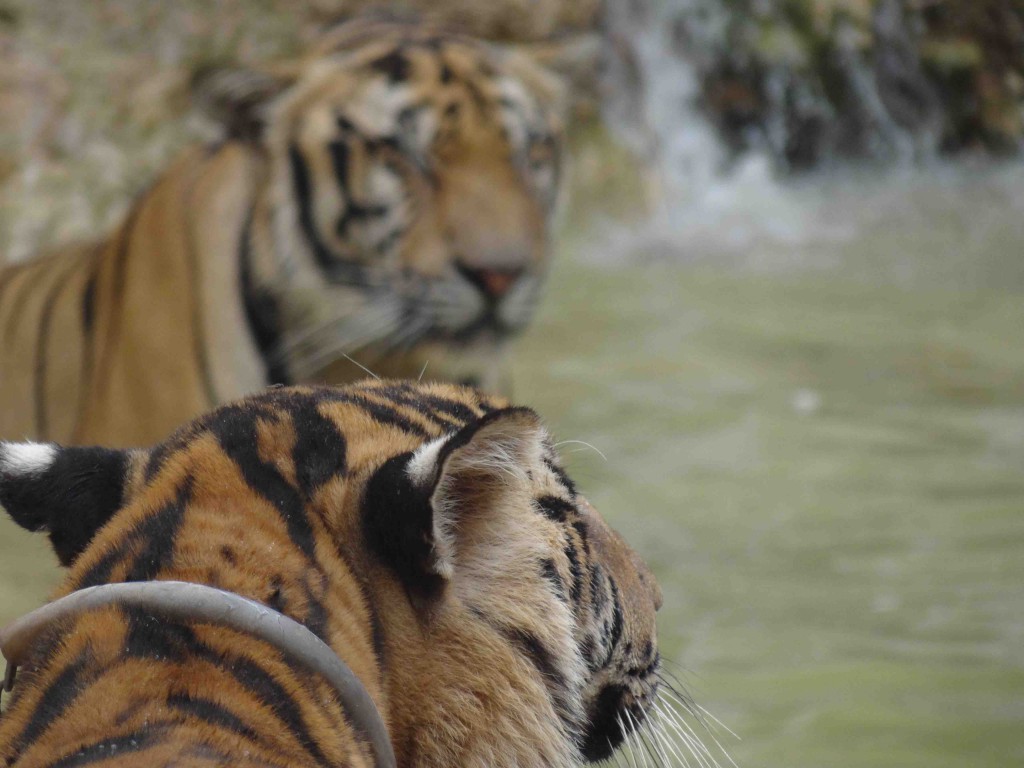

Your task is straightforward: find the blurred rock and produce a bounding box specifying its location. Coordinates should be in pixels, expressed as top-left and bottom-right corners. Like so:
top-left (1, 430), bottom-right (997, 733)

top-left (307, 0), bottom-right (602, 42)
top-left (0, 31), bottom-right (68, 177)
top-left (664, 0), bottom-right (1024, 169)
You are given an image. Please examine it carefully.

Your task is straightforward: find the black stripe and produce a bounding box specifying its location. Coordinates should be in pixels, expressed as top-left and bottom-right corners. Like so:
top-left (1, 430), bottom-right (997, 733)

top-left (370, 50), bottom-right (411, 82)
top-left (120, 610), bottom-right (332, 766)
top-left (228, 654), bottom-right (334, 767)
top-left (590, 563), bottom-right (607, 615)
top-left (543, 456), bottom-right (577, 497)
top-left (542, 557), bottom-right (566, 602)
top-left (471, 609), bottom-right (580, 737)
top-left (6, 647), bottom-right (95, 761)
top-left (206, 405), bottom-right (330, 638)
top-left (123, 479), bottom-right (192, 583)
top-left (81, 269), bottom-right (97, 332)
top-left (34, 259), bottom-right (81, 440)
top-left (238, 210), bottom-right (289, 385)
top-left (287, 399), bottom-right (348, 497)
top-left (123, 608), bottom-right (200, 661)
top-left (41, 724), bottom-right (170, 768)
top-left (626, 653), bottom-right (660, 680)
top-left (564, 539), bottom-right (583, 604)
top-left (166, 691), bottom-right (261, 743)
top-left (365, 383), bottom-right (479, 427)
top-left (605, 577), bottom-right (624, 666)
top-left (329, 140), bottom-right (388, 240)
top-left (580, 636), bottom-right (599, 671)
top-left (70, 244), bottom-right (105, 441)
top-left (76, 479), bottom-right (192, 589)
top-left (91, 201), bottom-right (144, 402)
top-left (210, 407), bottom-right (318, 562)
top-left (537, 494), bottom-right (573, 522)
top-left (501, 625), bottom-right (565, 691)
top-left (333, 546), bottom-right (386, 664)
top-left (328, 138), bottom-right (351, 197)
top-left (358, 390), bottom-right (462, 430)
top-left (290, 144), bottom-right (330, 275)
top-left (289, 143), bottom-right (368, 285)
top-left (324, 391), bottom-right (431, 438)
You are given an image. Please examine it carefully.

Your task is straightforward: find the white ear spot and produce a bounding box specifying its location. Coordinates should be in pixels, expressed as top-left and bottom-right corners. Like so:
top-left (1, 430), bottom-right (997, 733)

top-left (406, 435), bottom-right (449, 488)
top-left (0, 442), bottom-right (57, 477)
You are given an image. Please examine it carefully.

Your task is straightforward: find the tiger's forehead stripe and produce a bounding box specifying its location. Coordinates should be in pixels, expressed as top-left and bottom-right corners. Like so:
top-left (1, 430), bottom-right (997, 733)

top-left (287, 37), bottom-right (557, 147)
top-left (144, 384), bottom-right (500, 480)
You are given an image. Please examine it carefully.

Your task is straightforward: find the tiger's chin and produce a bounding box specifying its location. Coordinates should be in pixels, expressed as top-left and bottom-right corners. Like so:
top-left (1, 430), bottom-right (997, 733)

top-left (580, 684), bottom-right (654, 762)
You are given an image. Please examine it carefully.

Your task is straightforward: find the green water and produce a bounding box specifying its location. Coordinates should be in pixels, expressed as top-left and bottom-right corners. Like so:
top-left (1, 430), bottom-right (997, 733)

top-left (512, 167), bottom-right (1024, 766)
top-left (2, 169), bottom-right (1023, 766)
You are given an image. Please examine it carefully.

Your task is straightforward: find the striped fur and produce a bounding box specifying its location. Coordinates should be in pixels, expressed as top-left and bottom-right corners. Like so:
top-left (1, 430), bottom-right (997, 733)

top-left (0, 18), bottom-right (567, 447)
top-left (0, 380), bottom-right (662, 767)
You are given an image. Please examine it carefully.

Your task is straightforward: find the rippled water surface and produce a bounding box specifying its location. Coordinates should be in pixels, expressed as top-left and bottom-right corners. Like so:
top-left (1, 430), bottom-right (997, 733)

top-left (2, 165), bottom-right (1023, 767)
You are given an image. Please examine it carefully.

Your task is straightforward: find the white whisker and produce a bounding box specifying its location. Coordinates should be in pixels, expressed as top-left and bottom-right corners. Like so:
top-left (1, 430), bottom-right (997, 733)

top-left (619, 714), bottom-right (640, 768)
top-left (418, 360), bottom-right (429, 381)
top-left (632, 709), bottom-right (665, 768)
top-left (625, 710), bottom-right (651, 768)
top-left (340, 353), bottom-right (380, 380)
top-left (659, 693), bottom-right (733, 768)
top-left (656, 702), bottom-right (711, 768)
top-left (695, 704), bottom-right (741, 741)
top-left (555, 440), bottom-right (609, 462)
top-left (380, 314), bottom-right (431, 353)
top-left (284, 311), bottom-right (402, 381)
top-left (651, 707), bottom-right (690, 767)
top-left (271, 299), bottom-right (400, 361)
top-left (644, 710), bottom-right (676, 767)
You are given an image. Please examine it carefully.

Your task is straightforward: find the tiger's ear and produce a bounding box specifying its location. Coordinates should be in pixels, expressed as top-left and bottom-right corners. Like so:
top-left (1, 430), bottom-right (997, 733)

top-left (363, 408), bottom-right (546, 598)
top-left (506, 33), bottom-right (603, 115)
top-left (190, 63), bottom-right (299, 141)
top-left (0, 442), bottom-right (140, 567)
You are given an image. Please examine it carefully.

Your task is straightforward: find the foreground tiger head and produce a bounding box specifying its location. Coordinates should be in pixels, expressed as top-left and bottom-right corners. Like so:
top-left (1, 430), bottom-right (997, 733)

top-left (0, 381), bottom-right (662, 766)
top-left (202, 18), bottom-right (568, 386)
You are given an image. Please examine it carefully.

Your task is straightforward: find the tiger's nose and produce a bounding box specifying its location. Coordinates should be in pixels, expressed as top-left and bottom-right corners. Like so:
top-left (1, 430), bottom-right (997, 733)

top-left (455, 262), bottom-right (524, 301)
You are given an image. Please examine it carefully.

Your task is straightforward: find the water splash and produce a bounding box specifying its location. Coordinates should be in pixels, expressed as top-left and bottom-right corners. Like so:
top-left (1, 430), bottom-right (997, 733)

top-left (592, 0), bottom-right (1024, 289)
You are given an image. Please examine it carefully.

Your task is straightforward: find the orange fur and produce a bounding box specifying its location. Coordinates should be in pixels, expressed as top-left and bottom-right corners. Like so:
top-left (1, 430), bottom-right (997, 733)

top-left (0, 380), bottom-right (662, 766)
top-left (0, 19), bottom-right (568, 446)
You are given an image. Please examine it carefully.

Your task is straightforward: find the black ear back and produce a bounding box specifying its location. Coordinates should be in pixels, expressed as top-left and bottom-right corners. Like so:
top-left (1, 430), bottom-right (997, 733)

top-left (190, 64), bottom-right (296, 141)
top-left (362, 451), bottom-right (444, 601)
top-left (0, 443), bottom-right (133, 567)
top-left (361, 407), bottom-right (546, 601)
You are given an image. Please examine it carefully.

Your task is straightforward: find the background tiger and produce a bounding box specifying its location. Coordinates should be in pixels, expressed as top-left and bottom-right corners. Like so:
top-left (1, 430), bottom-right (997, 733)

top-left (0, 380), bottom-right (664, 767)
top-left (0, 18), bottom-right (569, 447)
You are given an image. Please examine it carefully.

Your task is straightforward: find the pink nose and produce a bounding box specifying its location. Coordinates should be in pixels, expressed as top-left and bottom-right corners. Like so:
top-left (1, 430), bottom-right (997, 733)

top-left (456, 263), bottom-right (524, 301)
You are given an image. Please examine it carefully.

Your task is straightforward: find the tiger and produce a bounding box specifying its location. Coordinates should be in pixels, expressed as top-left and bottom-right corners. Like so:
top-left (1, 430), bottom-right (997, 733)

top-left (0, 379), bottom-right (667, 767)
top-left (0, 17), bottom-right (569, 447)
